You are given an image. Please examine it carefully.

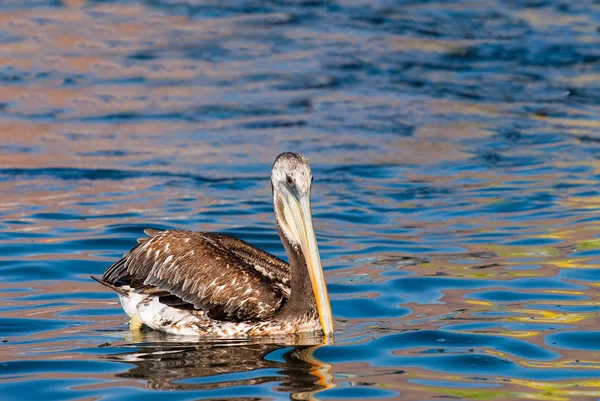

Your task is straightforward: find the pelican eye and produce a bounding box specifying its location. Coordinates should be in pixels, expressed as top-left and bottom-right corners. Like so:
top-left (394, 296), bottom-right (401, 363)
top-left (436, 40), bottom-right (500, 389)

top-left (286, 175), bottom-right (294, 185)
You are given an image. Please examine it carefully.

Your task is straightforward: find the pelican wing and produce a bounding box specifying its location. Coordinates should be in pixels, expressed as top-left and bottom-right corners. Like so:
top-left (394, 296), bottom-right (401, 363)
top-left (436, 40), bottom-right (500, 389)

top-left (101, 229), bottom-right (289, 322)
top-left (203, 233), bottom-right (291, 297)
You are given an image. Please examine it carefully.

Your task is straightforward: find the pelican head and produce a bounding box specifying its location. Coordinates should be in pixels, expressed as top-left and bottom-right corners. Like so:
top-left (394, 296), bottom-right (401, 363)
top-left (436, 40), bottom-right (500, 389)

top-left (271, 152), bottom-right (334, 337)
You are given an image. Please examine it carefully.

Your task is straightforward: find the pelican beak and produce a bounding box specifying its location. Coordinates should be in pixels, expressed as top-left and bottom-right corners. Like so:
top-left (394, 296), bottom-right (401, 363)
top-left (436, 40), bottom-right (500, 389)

top-left (281, 190), bottom-right (334, 337)
top-left (298, 195), bottom-right (334, 337)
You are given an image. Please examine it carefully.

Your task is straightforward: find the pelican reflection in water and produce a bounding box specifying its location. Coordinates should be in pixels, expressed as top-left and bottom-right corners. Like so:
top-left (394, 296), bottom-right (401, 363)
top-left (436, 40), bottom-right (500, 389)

top-left (106, 339), bottom-right (335, 397)
top-left (94, 153), bottom-right (334, 338)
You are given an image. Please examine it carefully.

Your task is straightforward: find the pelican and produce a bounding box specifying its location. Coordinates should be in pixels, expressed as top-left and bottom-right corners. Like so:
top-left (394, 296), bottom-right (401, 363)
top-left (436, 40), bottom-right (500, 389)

top-left (93, 152), bottom-right (334, 338)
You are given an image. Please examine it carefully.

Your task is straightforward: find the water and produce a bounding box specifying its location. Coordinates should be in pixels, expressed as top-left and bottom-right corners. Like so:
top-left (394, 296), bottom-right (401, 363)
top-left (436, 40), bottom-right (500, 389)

top-left (1, 0), bottom-right (600, 399)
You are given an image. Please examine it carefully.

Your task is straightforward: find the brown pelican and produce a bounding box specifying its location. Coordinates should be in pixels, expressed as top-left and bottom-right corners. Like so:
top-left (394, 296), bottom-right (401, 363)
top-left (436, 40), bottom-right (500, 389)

top-left (93, 152), bottom-right (334, 338)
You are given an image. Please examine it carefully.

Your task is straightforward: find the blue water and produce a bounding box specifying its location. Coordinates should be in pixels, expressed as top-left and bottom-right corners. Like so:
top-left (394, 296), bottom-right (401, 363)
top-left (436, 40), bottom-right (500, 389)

top-left (1, 0), bottom-right (600, 399)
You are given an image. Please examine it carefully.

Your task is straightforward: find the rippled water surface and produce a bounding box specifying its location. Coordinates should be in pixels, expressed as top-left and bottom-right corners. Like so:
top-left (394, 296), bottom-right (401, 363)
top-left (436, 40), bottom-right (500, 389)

top-left (2, 0), bottom-right (600, 400)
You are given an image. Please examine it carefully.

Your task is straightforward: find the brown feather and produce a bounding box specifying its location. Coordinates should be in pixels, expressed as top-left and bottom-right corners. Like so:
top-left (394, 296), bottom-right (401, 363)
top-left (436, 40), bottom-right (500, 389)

top-left (101, 230), bottom-right (291, 322)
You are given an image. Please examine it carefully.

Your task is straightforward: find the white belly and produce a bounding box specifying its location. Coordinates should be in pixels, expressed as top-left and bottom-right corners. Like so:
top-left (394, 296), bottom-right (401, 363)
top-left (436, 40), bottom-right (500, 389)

top-left (119, 292), bottom-right (205, 336)
top-left (117, 289), bottom-right (322, 337)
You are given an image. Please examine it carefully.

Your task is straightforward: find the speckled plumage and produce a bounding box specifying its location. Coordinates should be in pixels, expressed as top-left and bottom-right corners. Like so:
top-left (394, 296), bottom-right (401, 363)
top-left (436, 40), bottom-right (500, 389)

top-left (94, 152), bottom-right (331, 337)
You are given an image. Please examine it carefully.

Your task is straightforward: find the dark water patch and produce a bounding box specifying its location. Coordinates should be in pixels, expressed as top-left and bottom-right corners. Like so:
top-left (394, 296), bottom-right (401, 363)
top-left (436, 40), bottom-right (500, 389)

top-left (507, 264), bottom-right (541, 270)
top-left (0, 261), bottom-right (70, 282)
top-left (336, 298), bottom-right (411, 319)
top-left (327, 282), bottom-right (382, 296)
top-left (568, 248), bottom-right (600, 258)
top-left (391, 275), bottom-right (588, 305)
top-left (576, 134), bottom-right (600, 144)
top-left (316, 211), bottom-right (383, 225)
top-left (275, 74), bottom-right (338, 91)
top-left (0, 145), bottom-right (38, 153)
top-left (526, 304), bottom-right (600, 313)
top-left (545, 332), bottom-right (600, 351)
top-left (0, 301), bottom-right (70, 315)
top-left (0, 168), bottom-right (165, 182)
top-left (481, 194), bottom-right (554, 214)
top-left (409, 378), bottom-right (502, 388)
top-left (558, 268), bottom-right (600, 282)
top-left (0, 317), bottom-right (81, 337)
top-left (320, 386), bottom-right (399, 399)
top-left (174, 368), bottom-right (280, 384)
top-left (0, 167), bottom-right (263, 185)
top-left (28, 212), bottom-right (94, 221)
top-left (0, 378), bottom-right (119, 401)
top-left (385, 184), bottom-right (455, 201)
top-left (238, 119), bottom-right (307, 129)
top-left (465, 290), bottom-right (587, 303)
top-left (443, 321), bottom-right (572, 332)
top-left (5, 291), bottom-right (118, 302)
top-left (504, 237), bottom-right (562, 246)
top-left (0, 360), bottom-right (123, 376)
top-left (345, 244), bottom-right (465, 256)
top-left (60, 237), bottom-right (149, 252)
top-left (320, 344), bottom-right (600, 381)
top-left (56, 308), bottom-right (127, 318)
top-left (323, 164), bottom-right (403, 180)
top-left (0, 238), bottom-right (138, 261)
top-left (378, 330), bottom-right (559, 360)
top-left (473, 149), bottom-right (544, 169)
top-left (1, 220), bottom-right (34, 226)
top-left (471, 311), bottom-right (523, 318)
top-left (77, 149), bottom-right (148, 158)
top-left (0, 231), bottom-right (48, 241)
top-left (388, 277), bottom-right (486, 304)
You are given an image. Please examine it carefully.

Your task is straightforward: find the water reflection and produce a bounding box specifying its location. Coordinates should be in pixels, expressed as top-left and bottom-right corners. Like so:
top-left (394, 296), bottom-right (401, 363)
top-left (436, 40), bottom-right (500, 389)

top-left (106, 335), bottom-right (335, 399)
